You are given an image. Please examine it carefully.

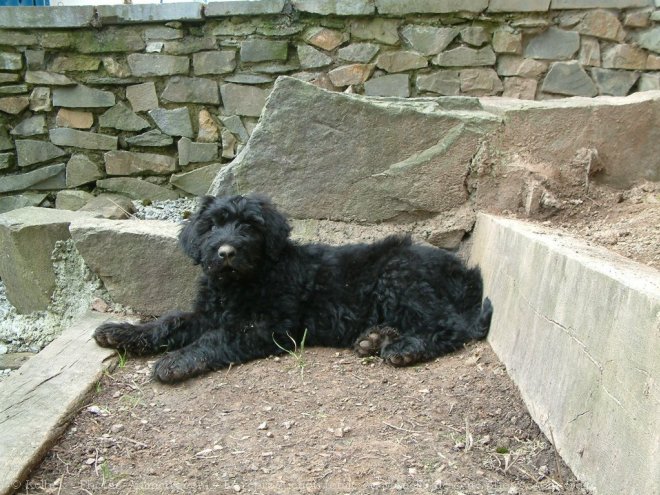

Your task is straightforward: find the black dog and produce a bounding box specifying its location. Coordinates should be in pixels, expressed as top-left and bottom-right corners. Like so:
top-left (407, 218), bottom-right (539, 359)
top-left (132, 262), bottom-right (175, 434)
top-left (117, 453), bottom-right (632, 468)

top-left (94, 194), bottom-right (492, 383)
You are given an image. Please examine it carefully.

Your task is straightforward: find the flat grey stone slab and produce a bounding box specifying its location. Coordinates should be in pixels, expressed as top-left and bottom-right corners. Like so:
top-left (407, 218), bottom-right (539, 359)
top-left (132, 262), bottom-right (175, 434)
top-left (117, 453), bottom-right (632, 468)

top-left (205, 0), bottom-right (286, 16)
top-left (550, 0), bottom-right (651, 7)
top-left (70, 217), bottom-right (199, 315)
top-left (0, 6), bottom-right (94, 28)
top-left (488, 0), bottom-right (550, 11)
top-left (375, 0), bottom-right (487, 14)
top-left (0, 311), bottom-right (119, 495)
top-left (97, 3), bottom-right (202, 24)
top-left (470, 214), bottom-right (660, 495)
top-left (210, 76), bottom-right (501, 222)
top-left (292, 0), bottom-right (375, 15)
top-left (478, 91), bottom-right (660, 187)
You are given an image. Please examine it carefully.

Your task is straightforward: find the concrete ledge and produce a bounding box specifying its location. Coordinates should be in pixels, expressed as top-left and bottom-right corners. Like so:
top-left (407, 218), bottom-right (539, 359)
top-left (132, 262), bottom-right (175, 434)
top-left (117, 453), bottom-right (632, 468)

top-left (0, 6), bottom-right (94, 28)
top-left (469, 213), bottom-right (660, 495)
top-left (375, 0), bottom-right (488, 14)
top-left (0, 311), bottom-right (119, 495)
top-left (488, 0), bottom-right (551, 11)
top-left (205, 0), bottom-right (286, 16)
top-left (97, 3), bottom-right (203, 24)
top-left (0, 1), bottom-right (655, 28)
top-left (292, 0), bottom-right (376, 15)
top-left (550, 0), bottom-right (652, 8)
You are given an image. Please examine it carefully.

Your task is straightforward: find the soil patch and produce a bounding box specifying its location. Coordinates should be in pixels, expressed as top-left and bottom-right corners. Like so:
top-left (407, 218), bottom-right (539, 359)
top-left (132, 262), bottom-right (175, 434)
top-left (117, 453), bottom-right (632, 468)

top-left (513, 180), bottom-right (659, 271)
top-left (21, 343), bottom-right (588, 495)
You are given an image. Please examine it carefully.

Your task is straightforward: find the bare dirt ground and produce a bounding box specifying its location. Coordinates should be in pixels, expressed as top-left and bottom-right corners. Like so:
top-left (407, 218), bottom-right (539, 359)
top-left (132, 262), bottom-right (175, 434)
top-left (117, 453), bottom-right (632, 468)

top-left (21, 342), bottom-right (587, 495)
top-left (15, 180), bottom-right (658, 495)
top-left (521, 180), bottom-right (660, 271)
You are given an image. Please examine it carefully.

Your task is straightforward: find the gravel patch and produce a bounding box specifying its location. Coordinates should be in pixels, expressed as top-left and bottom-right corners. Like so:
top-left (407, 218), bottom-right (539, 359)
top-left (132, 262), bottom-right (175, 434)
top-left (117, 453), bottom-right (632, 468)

top-left (131, 198), bottom-right (198, 222)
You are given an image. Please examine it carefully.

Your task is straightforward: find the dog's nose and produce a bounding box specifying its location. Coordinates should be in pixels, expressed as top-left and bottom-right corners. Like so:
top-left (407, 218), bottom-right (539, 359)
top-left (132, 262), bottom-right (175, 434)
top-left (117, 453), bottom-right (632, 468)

top-left (218, 244), bottom-right (236, 260)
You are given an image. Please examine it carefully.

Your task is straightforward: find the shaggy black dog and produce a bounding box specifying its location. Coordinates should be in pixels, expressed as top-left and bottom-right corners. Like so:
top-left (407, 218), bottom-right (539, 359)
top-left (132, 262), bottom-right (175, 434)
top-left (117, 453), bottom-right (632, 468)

top-left (94, 194), bottom-right (492, 383)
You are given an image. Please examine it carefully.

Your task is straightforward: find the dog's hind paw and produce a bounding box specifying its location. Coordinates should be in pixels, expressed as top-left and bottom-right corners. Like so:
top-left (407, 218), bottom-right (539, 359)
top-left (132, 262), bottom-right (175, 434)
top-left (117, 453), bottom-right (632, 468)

top-left (380, 335), bottom-right (425, 367)
top-left (383, 353), bottom-right (416, 367)
top-left (354, 326), bottom-right (399, 357)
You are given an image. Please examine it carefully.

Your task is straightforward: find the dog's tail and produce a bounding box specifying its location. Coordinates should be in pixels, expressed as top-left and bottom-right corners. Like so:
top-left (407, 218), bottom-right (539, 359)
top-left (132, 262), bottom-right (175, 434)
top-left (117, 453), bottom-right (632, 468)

top-left (470, 297), bottom-right (493, 340)
top-left (460, 266), bottom-right (493, 340)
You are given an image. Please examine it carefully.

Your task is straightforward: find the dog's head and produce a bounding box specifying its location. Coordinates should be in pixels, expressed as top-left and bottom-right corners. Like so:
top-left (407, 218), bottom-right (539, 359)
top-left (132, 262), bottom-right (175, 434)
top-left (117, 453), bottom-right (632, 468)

top-left (179, 194), bottom-right (291, 281)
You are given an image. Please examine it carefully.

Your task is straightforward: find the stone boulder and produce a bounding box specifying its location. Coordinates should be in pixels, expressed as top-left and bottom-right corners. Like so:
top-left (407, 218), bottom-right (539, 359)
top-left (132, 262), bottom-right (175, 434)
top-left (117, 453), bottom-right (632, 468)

top-left (69, 217), bottom-right (200, 315)
top-left (479, 90), bottom-right (660, 193)
top-left (0, 207), bottom-right (87, 313)
top-left (210, 76), bottom-right (501, 223)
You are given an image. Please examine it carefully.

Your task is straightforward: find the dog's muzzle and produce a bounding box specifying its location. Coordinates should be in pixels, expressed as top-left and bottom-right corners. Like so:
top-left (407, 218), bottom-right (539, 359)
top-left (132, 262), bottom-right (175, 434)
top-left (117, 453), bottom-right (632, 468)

top-left (218, 244), bottom-right (236, 267)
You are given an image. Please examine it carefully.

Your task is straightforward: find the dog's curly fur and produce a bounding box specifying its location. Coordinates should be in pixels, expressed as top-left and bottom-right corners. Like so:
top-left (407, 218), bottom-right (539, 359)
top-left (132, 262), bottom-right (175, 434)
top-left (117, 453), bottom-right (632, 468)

top-left (94, 194), bottom-right (493, 383)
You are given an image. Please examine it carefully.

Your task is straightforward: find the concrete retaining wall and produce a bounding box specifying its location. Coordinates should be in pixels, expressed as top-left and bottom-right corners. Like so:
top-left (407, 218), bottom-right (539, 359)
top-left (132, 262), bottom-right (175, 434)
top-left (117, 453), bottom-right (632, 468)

top-left (470, 213), bottom-right (660, 495)
top-left (1, 0), bottom-right (659, 212)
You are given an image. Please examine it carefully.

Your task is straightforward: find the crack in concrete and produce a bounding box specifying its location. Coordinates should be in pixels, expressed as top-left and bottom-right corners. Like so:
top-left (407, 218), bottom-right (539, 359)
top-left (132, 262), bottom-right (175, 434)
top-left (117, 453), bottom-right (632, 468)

top-left (501, 267), bottom-right (633, 414)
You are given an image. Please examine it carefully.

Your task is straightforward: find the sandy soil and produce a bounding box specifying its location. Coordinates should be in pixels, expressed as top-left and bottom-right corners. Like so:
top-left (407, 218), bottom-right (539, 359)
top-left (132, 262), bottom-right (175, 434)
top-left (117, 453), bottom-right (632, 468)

top-left (21, 342), bottom-right (588, 495)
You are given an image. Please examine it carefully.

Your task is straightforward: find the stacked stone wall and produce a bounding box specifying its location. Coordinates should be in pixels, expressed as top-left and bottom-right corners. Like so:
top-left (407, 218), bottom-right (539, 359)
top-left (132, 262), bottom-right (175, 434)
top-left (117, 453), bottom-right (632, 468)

top-left (0, 0), bottom-right (659, 212)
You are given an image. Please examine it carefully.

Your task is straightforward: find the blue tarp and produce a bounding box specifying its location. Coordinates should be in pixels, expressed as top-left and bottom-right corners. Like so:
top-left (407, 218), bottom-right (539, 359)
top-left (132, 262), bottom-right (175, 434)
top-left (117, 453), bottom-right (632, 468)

top-left (0, 0), bottom-right (50, 5)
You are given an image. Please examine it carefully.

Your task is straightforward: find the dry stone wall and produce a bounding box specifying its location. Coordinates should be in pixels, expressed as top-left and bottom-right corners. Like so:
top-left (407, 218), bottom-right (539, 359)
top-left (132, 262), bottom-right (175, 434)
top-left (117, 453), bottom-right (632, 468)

top-left (0, 0), bottom-right (659, 213)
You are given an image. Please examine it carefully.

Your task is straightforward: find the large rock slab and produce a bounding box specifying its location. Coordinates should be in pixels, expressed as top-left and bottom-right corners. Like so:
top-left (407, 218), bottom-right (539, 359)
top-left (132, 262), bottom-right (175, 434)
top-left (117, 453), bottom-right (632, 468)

top-left (70, 217), bottom-right (200, 315)
top-left (0, 207), bottom-right (85, 313)
top-left (479, 91), bottom-right (660, 190)
top-left (210, 76), bottom-right (501, 222)
top-left (0, 312), bottom-right (118, 495)
top-left (469, 214), bottom-right (660, 495)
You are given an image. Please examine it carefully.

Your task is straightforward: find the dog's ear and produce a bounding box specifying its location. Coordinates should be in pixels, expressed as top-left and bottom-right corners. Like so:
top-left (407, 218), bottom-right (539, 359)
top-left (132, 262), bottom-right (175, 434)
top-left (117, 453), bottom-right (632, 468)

top-left (252, 195), bottom-right (291, 260)
top-left (179, 195), bottom-right (216, 264)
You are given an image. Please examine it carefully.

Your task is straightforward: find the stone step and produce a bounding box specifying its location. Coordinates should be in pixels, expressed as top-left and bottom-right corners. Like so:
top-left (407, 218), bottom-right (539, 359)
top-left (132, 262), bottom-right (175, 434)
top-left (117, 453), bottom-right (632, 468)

top-left (0, 311), bottom-right (119, 495)
top-left (469, 213), bottom-right (660, 495)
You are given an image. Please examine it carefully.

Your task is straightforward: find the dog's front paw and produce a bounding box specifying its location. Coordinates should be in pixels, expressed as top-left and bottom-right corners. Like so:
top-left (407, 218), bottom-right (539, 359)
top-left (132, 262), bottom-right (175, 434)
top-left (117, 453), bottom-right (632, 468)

top-left (94, 322), bottom-right (137, 349)
top-left (153, 352), bottom-right (207, 383)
